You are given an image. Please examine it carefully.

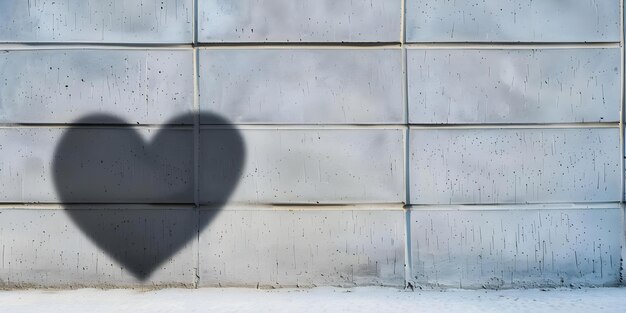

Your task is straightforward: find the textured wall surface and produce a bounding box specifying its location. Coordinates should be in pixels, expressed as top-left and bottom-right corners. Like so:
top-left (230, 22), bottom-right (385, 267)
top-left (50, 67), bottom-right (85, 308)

top-left (0, 0), bottom-right (624, 289)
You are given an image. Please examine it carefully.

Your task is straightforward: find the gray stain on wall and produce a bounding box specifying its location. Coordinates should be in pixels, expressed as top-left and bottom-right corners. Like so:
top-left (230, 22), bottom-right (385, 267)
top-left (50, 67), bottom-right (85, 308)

top-left (52, 113), bottom-right (245, 279)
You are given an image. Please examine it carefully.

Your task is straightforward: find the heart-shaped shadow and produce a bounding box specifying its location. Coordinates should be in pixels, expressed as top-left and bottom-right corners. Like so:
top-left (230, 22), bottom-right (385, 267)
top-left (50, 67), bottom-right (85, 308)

top-left (52, 113), bottom-right (245, 280)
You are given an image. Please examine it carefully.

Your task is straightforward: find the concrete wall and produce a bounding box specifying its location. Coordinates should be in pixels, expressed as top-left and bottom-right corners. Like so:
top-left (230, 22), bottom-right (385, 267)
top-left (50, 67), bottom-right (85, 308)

top-left (0, 0), bottom-right (624, 289)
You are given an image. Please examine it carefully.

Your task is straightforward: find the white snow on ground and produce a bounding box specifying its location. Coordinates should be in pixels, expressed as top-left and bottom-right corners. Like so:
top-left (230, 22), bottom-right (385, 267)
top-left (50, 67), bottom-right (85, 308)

top-left (1, 287), bottom-right (625, 313)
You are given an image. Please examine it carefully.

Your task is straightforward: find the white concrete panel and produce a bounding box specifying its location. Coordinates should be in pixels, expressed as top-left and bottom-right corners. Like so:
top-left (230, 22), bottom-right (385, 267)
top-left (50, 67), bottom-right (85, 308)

top-left (200, 128), bottom-right (405, 204)
top-left (0, 50), bottom-right (194, 125)
top-left (0, 207), bottom-right (196, 287)
top-left (199, 49), bottom-right (403, 124)
top-left (0, 0), bottom-right (193, 43)
top-left (0, 127), bottom-right (193, 203)
top-left (410, 207), bottom-right (622, 288)
top-left (409, 128), bottom-right (621, 204)
top-left (407, 49), bottom-right (621, 124)
top-left (198, 0), bottom-right (401, 42)
top-left (405, 0), bottom-right (620, 42)
top-left (198, 206), bottom-right (405, 287)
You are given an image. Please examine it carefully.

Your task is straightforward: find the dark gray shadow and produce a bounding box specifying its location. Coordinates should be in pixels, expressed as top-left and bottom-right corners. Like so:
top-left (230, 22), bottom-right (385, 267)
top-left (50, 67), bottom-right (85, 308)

top-left (52, 113), bottom-right (245, 280)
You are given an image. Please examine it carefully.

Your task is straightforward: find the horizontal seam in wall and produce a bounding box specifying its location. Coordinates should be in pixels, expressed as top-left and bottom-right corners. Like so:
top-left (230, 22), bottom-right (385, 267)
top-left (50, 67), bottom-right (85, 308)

top-left (200, 206), bottom-right (406, 211)
top-left (0, 124), bottom-right (617, 129)
top-left (404, 42), bottom-right (621, 49)
top-left (0, 124), bottom-right (410, 130)
top-left (197, 42), bottom-right (402, 48)
top-left (0, 203), bottom-right (407, 211)
top-left (199, 124), bottom-right (407, 130)
top-left (0, 43), bottom-right (194, 50)
top-left (408, 123), bottom-right (620, 129)
top-left (0, 43), bottom-right (403, 50)
top-left (0, 201), bottom-right (407, 205)
top-left (3, 202), bottom-right (621, 210)
top-left (0, 123), bottom-right (195, 129)
top-left (0, 42), bottom-right (619, 50)
top-left (407, 202), bottom-right (622, 210)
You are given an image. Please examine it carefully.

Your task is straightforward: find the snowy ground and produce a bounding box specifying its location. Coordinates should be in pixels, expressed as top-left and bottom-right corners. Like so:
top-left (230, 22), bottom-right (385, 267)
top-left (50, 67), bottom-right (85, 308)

top-left (1, 287), bottom-right (625, 313)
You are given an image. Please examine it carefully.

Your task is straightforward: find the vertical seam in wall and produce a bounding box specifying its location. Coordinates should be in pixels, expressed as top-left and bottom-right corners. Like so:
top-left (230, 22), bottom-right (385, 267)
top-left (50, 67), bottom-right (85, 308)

top-left (192, 0), bottom-right (200, 208)
top-left (400, 0), bottom-right (405, 44)
top-left (193, 53), bottom-right (200, 205)
top-left (193, 0), bottom-right (199, 45)
top-left (619, 0), bottom-right (625, 286)
top-left (401, 0), bottom-right (413, 289)
top-left (193, 48), bottom-right (200, 288)
top-left (192, 0), bottom-right (200, 289)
